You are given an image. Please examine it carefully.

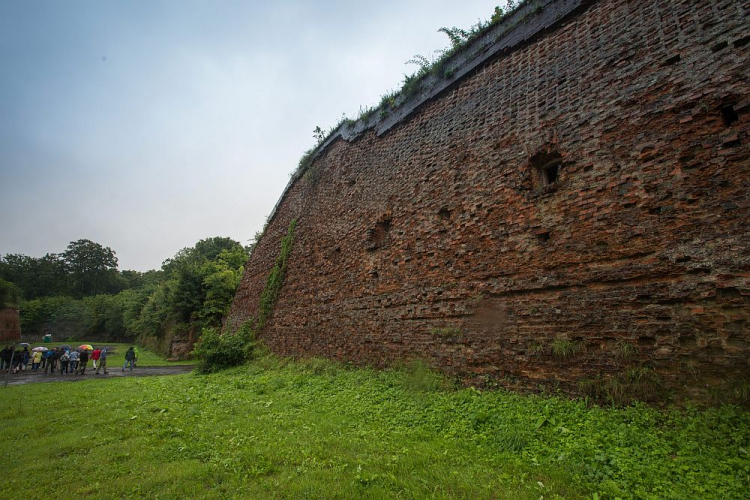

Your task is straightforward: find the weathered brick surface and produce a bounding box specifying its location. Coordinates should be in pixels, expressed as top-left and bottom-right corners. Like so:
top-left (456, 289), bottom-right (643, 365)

top-left (229, 0), bottom-right (750, 397)
top-left (0, 309), bottom-right (21, 342)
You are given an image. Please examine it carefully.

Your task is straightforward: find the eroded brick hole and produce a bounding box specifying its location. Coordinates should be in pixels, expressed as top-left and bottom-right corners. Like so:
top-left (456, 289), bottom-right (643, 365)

top-left (711, 41), bottom-right (728, 53)
top-left (679, 336), bottom-right (698, 348)
top-left (530, 151), bottom-right (563, 188)
top-left (721, 104), bottom-right (739, 127)
top-left (438, 207), bottom-right (452, 220)
top-left (367, 218), bottom-right (392, 250)
top-left (536, 231), bottom-right (551, 243)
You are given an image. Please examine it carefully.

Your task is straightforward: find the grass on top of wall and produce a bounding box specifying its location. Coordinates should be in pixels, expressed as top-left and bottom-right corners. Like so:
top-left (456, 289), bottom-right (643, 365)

top-left (0, 354), bottom-right (748, 499)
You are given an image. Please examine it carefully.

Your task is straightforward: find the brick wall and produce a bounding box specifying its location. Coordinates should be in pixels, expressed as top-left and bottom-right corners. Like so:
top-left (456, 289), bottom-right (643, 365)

top-left (228, 0), bottom-right (749, 398)
top-left (0, 309), bottom-right (21, 343)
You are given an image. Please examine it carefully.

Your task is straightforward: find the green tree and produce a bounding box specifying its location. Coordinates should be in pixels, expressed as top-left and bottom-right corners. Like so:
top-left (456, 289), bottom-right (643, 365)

top-left (198, 246), bottom-right (247, 326)
top-left (0, 278), bottom-right (20, 308)
top-left (0, 253), bottom-right (68, 299)
top-left (62, 239), bottom-right (121, 297)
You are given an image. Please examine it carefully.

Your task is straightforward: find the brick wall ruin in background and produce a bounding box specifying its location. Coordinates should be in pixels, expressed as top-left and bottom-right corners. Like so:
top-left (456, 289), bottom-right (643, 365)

top-left (228, 0), bottom-right (749, 400)
top-left (0, 309), bottom-right (21, 343)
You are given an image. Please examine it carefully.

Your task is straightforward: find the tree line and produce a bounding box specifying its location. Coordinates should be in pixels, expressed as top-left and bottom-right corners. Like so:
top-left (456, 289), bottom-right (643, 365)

top-left (0, 237), bottom-right (249, 347)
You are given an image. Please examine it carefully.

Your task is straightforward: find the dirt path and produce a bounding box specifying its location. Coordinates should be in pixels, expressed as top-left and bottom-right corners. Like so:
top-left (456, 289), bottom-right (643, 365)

top-left (2, 365), bottom-right (194, 387)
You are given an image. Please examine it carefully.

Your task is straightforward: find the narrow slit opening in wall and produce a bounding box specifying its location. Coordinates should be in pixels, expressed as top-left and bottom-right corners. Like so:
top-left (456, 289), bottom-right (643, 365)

top-left (530, 151), bottom-right (563, 188)
top-left (543, 163), bottom-right (559, 185)
top-left (721, 105), bottom-right (738, 127)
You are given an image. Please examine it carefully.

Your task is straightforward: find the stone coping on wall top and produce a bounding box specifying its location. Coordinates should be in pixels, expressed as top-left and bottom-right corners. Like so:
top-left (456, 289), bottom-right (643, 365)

top-left (264, 0), bottom-right (591, 234)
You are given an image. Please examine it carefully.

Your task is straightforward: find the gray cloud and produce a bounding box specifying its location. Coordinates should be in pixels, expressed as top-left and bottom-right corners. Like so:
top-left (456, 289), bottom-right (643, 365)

top-left (1, 0), bottom-right (501, 270)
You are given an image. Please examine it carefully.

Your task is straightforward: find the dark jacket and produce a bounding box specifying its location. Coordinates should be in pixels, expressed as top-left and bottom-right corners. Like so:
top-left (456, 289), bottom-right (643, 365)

top-left (79, 351), bottom-right (89, 363)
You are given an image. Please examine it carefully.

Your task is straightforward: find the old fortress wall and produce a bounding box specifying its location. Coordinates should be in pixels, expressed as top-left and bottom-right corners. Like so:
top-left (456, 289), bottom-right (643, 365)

top-left (0, 309), bottom-right (21, 343)
top-left (229, 0), bottom-right (749, 398)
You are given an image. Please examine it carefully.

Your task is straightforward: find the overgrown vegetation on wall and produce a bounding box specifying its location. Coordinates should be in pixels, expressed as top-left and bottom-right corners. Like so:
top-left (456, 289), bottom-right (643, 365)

top-left (257, 219), bottom-right (297, 330)
top-left (296, 1), bottom-right (527, 177)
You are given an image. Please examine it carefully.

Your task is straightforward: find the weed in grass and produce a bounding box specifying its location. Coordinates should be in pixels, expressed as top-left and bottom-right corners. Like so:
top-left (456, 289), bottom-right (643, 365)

top-left (401, 359), bottom-right (443, 393)
top-left (496, 428), bottom-right (530, 453)
top-left (298, 356), bottom-right (340, 376)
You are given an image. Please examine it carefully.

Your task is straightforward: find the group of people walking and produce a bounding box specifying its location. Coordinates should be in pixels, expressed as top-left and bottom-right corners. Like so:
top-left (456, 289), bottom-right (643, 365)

top-left (1, 344), bottom-right (138, 376)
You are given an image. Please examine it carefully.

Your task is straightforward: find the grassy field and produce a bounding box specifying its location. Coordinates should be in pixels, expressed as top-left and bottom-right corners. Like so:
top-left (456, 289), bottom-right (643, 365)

top-left (0, 354), bottom-right (748, 499)
top-left (15, 341), bottom-right (193, 367)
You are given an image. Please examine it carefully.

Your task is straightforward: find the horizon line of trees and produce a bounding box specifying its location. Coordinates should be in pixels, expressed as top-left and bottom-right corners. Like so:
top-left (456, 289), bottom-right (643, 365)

top-left (1, 239), bottom-right (147, 301)
top-left (0, 238), bottom-right (249, 347)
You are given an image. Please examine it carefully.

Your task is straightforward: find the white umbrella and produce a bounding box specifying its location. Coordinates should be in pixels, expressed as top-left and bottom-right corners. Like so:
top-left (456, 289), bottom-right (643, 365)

top-left (31, 346), bottom-right (49, 352)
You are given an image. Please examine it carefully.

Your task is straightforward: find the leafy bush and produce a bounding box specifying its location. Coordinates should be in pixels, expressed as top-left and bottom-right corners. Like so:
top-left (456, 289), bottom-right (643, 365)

top-left (193, 322), bottom-right (255, 374)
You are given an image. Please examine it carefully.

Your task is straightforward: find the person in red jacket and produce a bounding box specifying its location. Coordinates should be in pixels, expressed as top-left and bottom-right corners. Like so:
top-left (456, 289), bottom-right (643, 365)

top-left (91, 348), bottom-right (101, 370)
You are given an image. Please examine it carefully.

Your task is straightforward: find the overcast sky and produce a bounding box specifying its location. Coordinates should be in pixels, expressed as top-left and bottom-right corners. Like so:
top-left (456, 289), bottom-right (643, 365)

top-left (1, 0), bottom-right (504, 271)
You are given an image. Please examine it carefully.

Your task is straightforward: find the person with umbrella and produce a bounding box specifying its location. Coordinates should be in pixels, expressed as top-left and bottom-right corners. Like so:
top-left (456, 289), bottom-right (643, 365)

top-left (76, 348), bottom-right (89, 375)
top-left (59, 349), bottom-right (70, 375)
top-left (91, 347), bottom-right (101, 371)
top-left (31, 349), bottom-right (43, 371)
top-left (45, 348), bottom-right (61, 374)
top-left (69, 349), bottom-right (79, 373)
top-left (20, 346), bottom-right (30, 371)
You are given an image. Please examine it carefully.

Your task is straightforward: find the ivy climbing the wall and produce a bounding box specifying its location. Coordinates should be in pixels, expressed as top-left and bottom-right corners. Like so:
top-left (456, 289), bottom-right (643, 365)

top-left (257, 218), bottom-right (297, 330)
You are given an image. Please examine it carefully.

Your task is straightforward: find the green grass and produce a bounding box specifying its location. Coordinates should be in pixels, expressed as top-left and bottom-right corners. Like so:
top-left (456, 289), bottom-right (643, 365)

top-left (19, 341), bottom-right (193, 367)
top-left (1, 355), bottom-right (748, 499)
